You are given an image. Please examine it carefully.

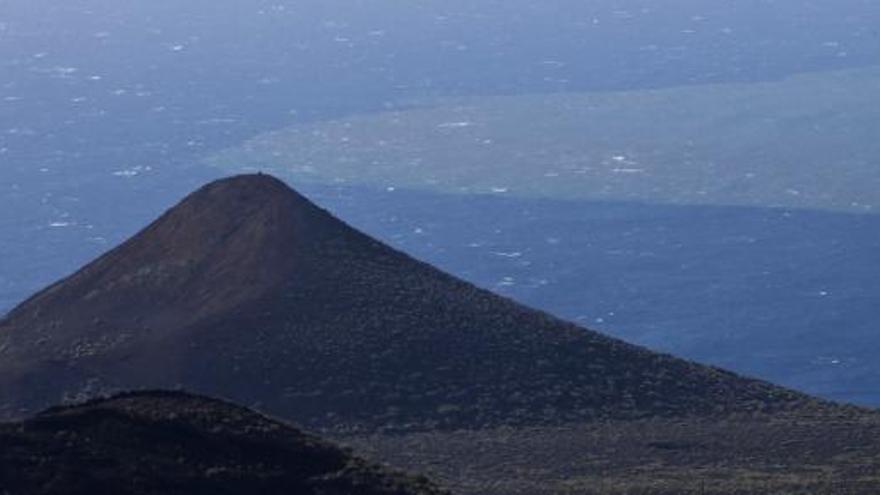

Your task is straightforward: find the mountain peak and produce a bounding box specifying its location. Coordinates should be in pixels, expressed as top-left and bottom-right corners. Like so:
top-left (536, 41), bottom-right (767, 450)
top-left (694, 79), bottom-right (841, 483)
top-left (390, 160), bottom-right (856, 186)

top-left (154, 173), bottom-right (325, 244)
top-left (186, 172), bottom-right (311, 208)
top-left (2, 174), bottom-right (340, 354)
top-left (0, 175), bottom-right (816, 430)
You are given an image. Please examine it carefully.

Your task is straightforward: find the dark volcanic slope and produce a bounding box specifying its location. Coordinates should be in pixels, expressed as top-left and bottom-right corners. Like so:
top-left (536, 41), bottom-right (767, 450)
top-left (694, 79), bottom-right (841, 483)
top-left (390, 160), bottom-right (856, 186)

top-left (0, 174), bottom-right (822, 431)
top-left (0, 390), bottom-right (445, 495)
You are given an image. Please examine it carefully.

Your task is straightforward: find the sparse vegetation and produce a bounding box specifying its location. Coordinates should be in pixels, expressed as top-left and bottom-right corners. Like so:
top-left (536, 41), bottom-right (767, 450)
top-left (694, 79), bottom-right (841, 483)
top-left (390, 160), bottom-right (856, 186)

top-left (344, 411), bottom-right (880, 495)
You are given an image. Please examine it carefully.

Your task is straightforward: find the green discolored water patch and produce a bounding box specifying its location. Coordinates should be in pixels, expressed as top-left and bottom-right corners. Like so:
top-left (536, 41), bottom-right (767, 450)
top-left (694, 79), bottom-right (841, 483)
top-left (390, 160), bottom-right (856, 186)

top-left (206, 66), bottom-right (880, 212)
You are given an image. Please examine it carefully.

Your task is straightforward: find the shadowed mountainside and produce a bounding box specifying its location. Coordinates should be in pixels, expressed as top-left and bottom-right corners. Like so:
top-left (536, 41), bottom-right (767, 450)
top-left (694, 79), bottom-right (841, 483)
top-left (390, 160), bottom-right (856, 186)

top-left (0, 174), bottom-right (828, 432)
top-left (0, 390), bottom-right (445, 495)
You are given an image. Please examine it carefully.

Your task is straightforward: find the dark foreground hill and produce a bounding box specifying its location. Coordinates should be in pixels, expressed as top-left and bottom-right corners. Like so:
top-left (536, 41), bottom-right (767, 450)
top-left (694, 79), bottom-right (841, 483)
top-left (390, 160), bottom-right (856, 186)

top-left (0, 392), bottom-right (445, 495)
top-left (0, 390), bottom-right (445, 495)
top-left (0, 174), bottom-right (826, 431)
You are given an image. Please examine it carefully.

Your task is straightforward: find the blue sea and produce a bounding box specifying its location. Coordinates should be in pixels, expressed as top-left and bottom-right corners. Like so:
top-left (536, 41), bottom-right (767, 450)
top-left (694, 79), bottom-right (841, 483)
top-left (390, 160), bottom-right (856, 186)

top-left (2, 0), bottom-right (879, 403)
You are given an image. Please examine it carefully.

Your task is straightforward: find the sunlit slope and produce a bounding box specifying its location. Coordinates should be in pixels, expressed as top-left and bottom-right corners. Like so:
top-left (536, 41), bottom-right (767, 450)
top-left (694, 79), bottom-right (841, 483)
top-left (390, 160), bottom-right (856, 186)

top-left (207, 67), bottom-right (880, 212)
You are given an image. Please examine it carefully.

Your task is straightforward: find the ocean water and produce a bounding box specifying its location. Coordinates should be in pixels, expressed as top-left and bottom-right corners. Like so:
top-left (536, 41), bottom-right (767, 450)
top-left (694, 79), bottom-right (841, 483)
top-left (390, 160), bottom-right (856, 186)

top-left (1, 0), bottom-right (879, 403)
